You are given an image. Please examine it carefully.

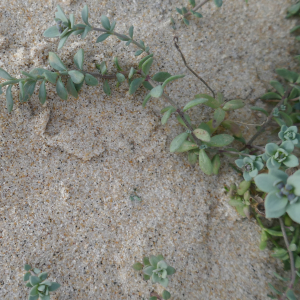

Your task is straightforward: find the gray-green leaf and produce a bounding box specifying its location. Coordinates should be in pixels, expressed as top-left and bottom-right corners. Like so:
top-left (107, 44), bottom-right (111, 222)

top-left (162, 290), bottom-right (171, 300)
top-left (101, 15), bottom-right (111, 31)
top-left (43, 26), bottom-right (60, 38)
top-left (39, 80), bottom-right (47, 104)
top-left (199, 149), bottom-right (213, 175)
top-left (142, 57), bottom-right (153, 76)
top-left (116, 73), bottom-right (125, 84)
top-left (152, 72), bottom-right (171, 82)
top-left (56, 5), bottom-right (68, 23)
top-left (183, 98), bottom-right (208, 111)
top-left (161, 107), bottom-right (176, 125)
top-left (0, 68), bottom-right (14, 80)
top-left (214, 0), bottom-right (223, 7)
top-left (48, 52), bottom-right (67, 71)
top-left (206, 134), bottom-right (234, 147)
top-left (81, 5), bottom-right (90, 26)
top-left (48, 282), bottom-right (61, 292)
top-left (129, 25), bottom-right (134, 38)
top-left (96, 33), bottom-right (111, 43)
top-left (74, 49), bottom-right (84, 70)
top-left (170, 132), bottom-right (189, 152)
top-left (222, 99), bottom-right (245, 111)
top-left (150, 85), bottom-right (163, 98)
top-left (68, 70), bottom-right (84, 84)
top-left (43, 70), bottom-right (58, 84)
top-left (103, 80), bottom-right (111, 95)
top-left (6, 85), bottom-right (13, 113)
top-left (129, 78), bottom-right (144, 94)
top-left (66, 77), bottom-right (78, 98)
top-left (85, 74), bottom-right (99, 86)
top-left (56, 77), bottom-right (68, 100)
top-left (162, 74), bottom-right (185, 89)
top-left (193, 128), bottom-right (210, 142)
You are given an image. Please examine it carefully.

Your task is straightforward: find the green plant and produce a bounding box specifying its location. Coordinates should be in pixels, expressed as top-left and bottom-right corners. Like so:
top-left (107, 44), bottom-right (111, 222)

top-left (23, 264), bottom-right (60, 300)
top-left (132, 255), bottom-right (175, 300)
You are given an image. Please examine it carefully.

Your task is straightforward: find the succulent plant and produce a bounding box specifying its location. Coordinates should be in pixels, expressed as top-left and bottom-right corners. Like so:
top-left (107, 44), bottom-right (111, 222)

top-left (262, 141), bottom-right (299, 169)
top-left (23, 265), bottom-right (60, 300)
top-left (254, 169), bottom-right (300, 222)
top-left (132, 255), bottom-right (175, 288)
top-left (278, 125), bottom-right (300, 146)
top-left (235, 155), bottom-right (264, 181)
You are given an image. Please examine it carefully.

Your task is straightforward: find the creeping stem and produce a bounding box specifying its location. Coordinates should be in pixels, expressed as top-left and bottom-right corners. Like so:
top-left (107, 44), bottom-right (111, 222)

top-left (183, 0), bottom-right (210, 18)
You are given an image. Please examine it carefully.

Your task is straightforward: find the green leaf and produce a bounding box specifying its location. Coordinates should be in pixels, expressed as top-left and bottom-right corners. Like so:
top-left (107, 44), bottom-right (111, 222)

top-left (189, 0), bottom-right (196, 7)
top-left (214, 0), bottom-right (223, 7)
top-left (222, 99), bottom-right (245, 111)
top-left (74, 49), bottom-right (84, 70)
top-left (150, 85), bottom-right (163, 98)
top-left (264, 228), bottom-right (283, 237)
top-left (28, 296), bottom-right (39, 300)
top-left (193, 128), bottom-right (210, 142)
top-left (0, 68), bottom-right (14, 80)
top-left (23, 272), bottom-right (31, 281)
top-left (161, 106), bottom-right (174, 114)
top-left (85, 74), bottom-right (98, 86)
top-left (48, 52), bottom-right (67, 71)
top-left (135, 50), bottom-right (144, 56)
top-left (149, 297), bottom-right (157, 300)
top-left (26, 282), bottom-right (33, 287)
top-left (143, 257), bottom-right (150, 266)
top-left (199, 149), bottom-right (213, 175)
top-left (116, 73), bottom-right (125, 84)
top-left (81, 25), bottom-right (92, 39)
top-left (237, 180), bottom-right (251, 195)
top-left (276, 68), bottom-right (299, 83)
top-left (161, 107), bottom-right (176, 125)
top-left (6, 85), bottom-right (13, 113)
top-left (162, 74), bottom-right (185, 89)
top-left (286, 289), bottom-right (297, 300)
top-left (70, 14), bottom-right (75, 28)
top-left (48, 282), bottom-right (61, 292)
top-left (96, 33), bottom-right (111, 43)
top-left (250, 106), bottom-right (268, 116)
top-left (195, 93), bottom-right (220, 109)
top-left (117, 34), bottom-right (131, 42)
top-left (110, 20), bottom-right (116, 32)
top-left (190, 10), bottom-right (203, 18)
top-left (38, 272), bottom-right (48, 281)
top-left (24, 264), bottom-right (32, 271)
top-left (97, 61), bottom-right (107, 75)
top-left (176, 7), bottom-right (183, 15)
top-left (272, 248), bottom-right (289, 259)
top-left (142, 57), bottom-right (153, 76)
top-left (279, 111), bottom-right (293, 126)
top-left (183, 98), bottom-right (208, 111)
top-left (39, 80), bottom-right (47, 104)
top-left (138, 54), bottom-right (154, 69)
top-left (261, 92), bottom-right (281, 100)
top-left (103, 80), bottom-right (111, 95)
top-left (170, 132), bottom-right (189, 152)
top-left (21, 80), bottom-right (36, 103)
top-left (56, 5), bottom-right (68, 23)
top-left (291, 25), bottom-right (300, 33)
top-left (101, 15), bottom-right (111, 30)
top-left (142, 81), bottom-right (153, 90)
top-left (166, 265), bottom-right (176, 275)
top-left (42, 70), bottom-right (58, 84)
top-left (212, 154), bottom-right (221, 175)
top-left (43, 25), bottom-right (60, 38)
top-left (175, 140), bottom-right (198, 153)
top-left (68, 70), bottom-right (84, 84)
top-left (66, 77), bottom-right (78, 98)
top-left (213, 108), bottom-right (225, 128)
top-left (183, 18), bottom-right (189, 25)
top-left (206, 134), bottom-right (234, 147)
top-left (56, 77), bottom-right (68, 100)
top-left (142, 93), bottom-right (152, 107)
top-left (188, 151), bottom-right (197, 164)
top-left (132, 262), bottom-right (143, 271)
top-left (128, 67), bottom-right (135, 79)
top-left (129, 78), bottom-right (144, 94)
top-left (162, 290), bottom-right (171, 300)
top-left (268, 283), bottom-right (282, 295)
top-left (152, 72), bottom-right (172, 82)
top-left (57, 31), bottom-right (72, 50)
top-left (129, 25), bottom-right (134, 38)
top-left (30, 276), bottom-right (41, 286)
top-left (113, 57), bottom-right (123, 71)
top-left (81, 5), bottom-right (90, 26)
top-left (270, 80), bottom-right (285, 96)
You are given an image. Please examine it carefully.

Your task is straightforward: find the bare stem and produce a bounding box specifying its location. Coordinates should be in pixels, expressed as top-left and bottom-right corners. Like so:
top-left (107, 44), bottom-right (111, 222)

top-left (278, 217), bottom-right (296, 300)
top-left (217, 150), bottom-right (253, 157)
top-left (148, 78), bottom-right (202, 147)
top-left (173, 36), bottom-right (215, 98)
top-left (241, 88), bottom-right (292, 150)
top-left (183, 0), bottom-right (210, 18)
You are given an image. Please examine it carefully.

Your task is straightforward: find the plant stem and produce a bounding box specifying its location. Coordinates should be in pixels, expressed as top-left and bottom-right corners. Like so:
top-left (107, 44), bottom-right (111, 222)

top-left (183, 0), bottom-right (210, 18)
top-left (150, 292), bottom-right (163, 300)
top-left (148, 78), bottom-right (202, 147)
top-left (85, 71), bottom-right (129, 80)
top-left (279, 217), bottom-right (296, 298)
top-left (173, 36), bottom-right (215, 98)
top-left (217, 150), bottom-right (253, 157)
top-left (241, 88), bottom-right (292, 150)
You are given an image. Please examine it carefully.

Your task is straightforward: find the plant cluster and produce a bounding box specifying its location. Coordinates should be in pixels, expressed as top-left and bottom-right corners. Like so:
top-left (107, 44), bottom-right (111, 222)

top-left (0, 0), bottom-right (298, 299)
top-left (23, 264), bottom-right (60, 300)
top-left (132, 255), bottom-right (176, 300)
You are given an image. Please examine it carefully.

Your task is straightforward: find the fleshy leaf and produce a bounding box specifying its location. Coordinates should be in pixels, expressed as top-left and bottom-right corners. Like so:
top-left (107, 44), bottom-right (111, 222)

top-left (199, 149), bottom-right (212, 175)
top-left (170, 132), bottom-right (189, 152)
top-left (74, 49), bottom-right (84, 70)
top-left (49, 52), bottom-right (67, 71)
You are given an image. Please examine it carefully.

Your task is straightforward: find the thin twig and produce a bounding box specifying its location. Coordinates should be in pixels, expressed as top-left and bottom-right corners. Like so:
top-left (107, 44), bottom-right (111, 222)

top-left (183, 0), bottom-right (210, 18)
top-left (241, 88), bottom-right (292, 150)
top-left (148, 78), bottom-right (202, 147)
top-left (278, 217), bottom-right (296, 300)
top-left (173, 36), bottom-right (215, 98)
